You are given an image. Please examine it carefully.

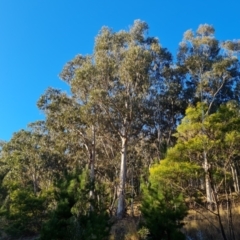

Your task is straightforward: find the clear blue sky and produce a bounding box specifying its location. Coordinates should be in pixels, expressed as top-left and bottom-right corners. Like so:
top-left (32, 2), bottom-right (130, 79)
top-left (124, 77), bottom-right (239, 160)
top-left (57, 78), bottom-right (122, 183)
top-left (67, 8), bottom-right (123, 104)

top-left (1, 0), bottom-right (239, 141)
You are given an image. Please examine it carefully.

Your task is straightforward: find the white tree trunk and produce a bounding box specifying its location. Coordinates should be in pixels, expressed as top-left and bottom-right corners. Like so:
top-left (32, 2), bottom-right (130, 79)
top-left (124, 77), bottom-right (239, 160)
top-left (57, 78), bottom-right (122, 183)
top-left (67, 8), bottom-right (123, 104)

top-left (117, 136), bottom-right (127, 218)
top-left (90, 125), bottom-right (95, 182)
top-left (89, 125), bottom-right (95, 200)
top-left (203, 150), bottom-right (213, 206)
top-left (231, 163), bottom-right (239, 193)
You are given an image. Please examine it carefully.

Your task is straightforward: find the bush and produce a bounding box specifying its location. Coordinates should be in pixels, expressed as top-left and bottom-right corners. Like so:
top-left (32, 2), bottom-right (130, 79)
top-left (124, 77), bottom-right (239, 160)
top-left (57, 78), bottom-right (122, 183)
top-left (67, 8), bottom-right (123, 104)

top-left (40, 171), bottom-right (110, 240)
top-left (1, 188), bottom-right (47, 237)
top-left (141, 184), bottom-right (187, 240)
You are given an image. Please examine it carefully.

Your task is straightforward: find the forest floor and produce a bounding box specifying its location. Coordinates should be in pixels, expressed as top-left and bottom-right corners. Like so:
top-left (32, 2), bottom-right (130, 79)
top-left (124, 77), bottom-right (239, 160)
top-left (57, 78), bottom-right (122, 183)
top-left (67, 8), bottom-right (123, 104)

top-left (2, 201), bottom-right (240, 240)
top-left (183, 205), bottom-right (240, 239)
top-left (110, 200), bottom-right (240, 240)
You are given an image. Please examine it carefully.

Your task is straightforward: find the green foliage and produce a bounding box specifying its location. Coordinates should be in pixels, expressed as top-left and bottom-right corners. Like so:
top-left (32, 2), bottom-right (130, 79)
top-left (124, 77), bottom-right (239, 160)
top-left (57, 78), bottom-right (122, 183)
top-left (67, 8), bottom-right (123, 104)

top-left (137, 226), bottom-right (150, 240)
top-left (141, 181), bottom-right (187, 240)
top-left (0, 188), bottom-right (47, 237)
top-left (1, 21), bottom-right (240, 239)
top-left (150, 160), bottom-right (201, 189)
top-left (40, 171), bottom-right (110, 240)
top-left (172, 102), bottom-right (240, 191)
top-left (40, 198), bottom-right (78, 240)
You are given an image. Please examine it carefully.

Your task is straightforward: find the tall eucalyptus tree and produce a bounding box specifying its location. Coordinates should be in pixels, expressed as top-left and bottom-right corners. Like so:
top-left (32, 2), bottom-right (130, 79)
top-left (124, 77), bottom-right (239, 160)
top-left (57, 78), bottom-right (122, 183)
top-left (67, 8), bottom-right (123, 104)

top-left (177, 24), bottom-right (240, 205)
top-left (60, 20), bottom-right (162, 218)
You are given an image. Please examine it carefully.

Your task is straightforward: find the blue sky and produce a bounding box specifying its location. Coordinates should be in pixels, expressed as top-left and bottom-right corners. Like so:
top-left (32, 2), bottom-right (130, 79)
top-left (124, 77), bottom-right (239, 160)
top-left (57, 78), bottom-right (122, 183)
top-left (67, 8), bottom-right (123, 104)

top-left (1, 0), bottom-right (240, 141)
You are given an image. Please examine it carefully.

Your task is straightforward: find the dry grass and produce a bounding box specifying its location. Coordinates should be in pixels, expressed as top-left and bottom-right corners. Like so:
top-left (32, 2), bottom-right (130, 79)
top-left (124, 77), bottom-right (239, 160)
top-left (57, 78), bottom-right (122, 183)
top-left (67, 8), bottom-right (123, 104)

top-left (182, 205), bottom-right (240, 240)
top-left (2, 201), bottom-right (240, 240)
top-left (109, 217), bottom-right (141, 240)
top-left (109, 200), bottom-right (240, 240)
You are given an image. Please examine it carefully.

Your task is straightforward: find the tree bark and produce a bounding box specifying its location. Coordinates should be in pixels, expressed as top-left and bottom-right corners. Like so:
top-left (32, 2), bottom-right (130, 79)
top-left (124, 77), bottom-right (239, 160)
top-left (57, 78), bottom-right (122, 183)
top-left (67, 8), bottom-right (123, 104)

top-left (117, 136), bottom-right (127, 218)
top-left (90, 125), bottom-right (95, 187)
top-left (231, 163), bottom-right (239, 193)
top-left (89, 125), bottom-right (95, 211)
top-left (203, 150), bottom-right (214, 208)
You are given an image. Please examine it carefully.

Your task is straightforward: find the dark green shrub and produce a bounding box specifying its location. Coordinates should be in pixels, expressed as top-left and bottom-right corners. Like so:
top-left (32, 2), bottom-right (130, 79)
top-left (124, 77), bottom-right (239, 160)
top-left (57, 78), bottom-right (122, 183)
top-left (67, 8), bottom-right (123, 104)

top-left (141, 185), bottom-right (187, 240)
top-left (1, 188), bottom-right (47, 237)
top-left (40, 171), bottom-right (110, 240)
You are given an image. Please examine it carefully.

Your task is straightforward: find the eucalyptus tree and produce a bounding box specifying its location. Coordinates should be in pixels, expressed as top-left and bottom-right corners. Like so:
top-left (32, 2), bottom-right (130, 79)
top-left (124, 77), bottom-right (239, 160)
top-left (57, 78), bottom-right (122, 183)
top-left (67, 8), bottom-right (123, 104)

top-left (37, 87), bottom-right (103, 213)
top-left (37, 89), bottom-right (89, 171)
top-left (0, 140), bottom-right (8, 206)
top-left (0, 124), bottom-right (65, 195)
top-left (60, 20), bottom-right (161, 218)
top-left (178, 24), bottom-right (240, 111)
top-left (148, 49), bottom-right (188, 160)
top-left (0, 127), bottom-right (61, 236)
top-left (2, 130), bottom-right (44, 193)
top-left (177, 24), bottom-right (240, 205)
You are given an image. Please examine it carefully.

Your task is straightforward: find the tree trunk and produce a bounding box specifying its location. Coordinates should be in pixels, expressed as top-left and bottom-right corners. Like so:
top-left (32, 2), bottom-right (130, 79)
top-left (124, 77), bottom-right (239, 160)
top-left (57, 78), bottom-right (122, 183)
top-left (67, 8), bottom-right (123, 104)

top-left (231, 163), bottom-right (239, 193)
top-left (89, 125), bottom-right (95, 211)
top-left (117, 136), bottom-right (127, 219)
top-left (130, 166), bottom-right (134, 217)
top-left (203, 150), bottom-right (214, 208)
top-left (90, 125), bottom-right (95, 189)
